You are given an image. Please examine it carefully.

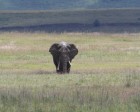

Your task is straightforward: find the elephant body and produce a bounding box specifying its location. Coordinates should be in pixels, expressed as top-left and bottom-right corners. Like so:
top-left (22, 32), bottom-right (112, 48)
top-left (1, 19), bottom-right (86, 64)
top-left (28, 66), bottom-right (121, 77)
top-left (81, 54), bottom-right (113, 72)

top-left (49, 41), bottom-right (78, 74)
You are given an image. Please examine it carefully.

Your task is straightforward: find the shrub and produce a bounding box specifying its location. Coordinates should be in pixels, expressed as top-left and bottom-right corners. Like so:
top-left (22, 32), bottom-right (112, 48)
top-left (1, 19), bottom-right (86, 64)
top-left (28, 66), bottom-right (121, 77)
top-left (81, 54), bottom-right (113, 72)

top-left (93, 19), bottom-right (101, 27)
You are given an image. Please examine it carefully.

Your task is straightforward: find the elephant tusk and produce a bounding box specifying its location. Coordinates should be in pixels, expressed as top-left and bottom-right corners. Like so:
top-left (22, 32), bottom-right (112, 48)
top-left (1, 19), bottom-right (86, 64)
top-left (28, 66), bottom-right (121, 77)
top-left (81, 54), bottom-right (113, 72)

top-left (57, 61), bottom-right (60, 70)
top-left (69, 61), bottom-right (72, 66)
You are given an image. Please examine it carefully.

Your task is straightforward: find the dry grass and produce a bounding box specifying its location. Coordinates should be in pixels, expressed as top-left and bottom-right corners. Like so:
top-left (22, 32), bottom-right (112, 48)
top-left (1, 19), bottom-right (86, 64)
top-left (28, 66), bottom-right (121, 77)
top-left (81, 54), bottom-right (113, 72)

top-left (0, 32), bottom-right (140, 112)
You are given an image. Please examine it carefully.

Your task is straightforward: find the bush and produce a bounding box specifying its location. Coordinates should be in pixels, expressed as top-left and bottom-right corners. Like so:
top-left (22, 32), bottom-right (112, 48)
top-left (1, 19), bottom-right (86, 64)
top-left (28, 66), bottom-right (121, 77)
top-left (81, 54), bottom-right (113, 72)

top-left (94, 19), bottom-right (101, 27)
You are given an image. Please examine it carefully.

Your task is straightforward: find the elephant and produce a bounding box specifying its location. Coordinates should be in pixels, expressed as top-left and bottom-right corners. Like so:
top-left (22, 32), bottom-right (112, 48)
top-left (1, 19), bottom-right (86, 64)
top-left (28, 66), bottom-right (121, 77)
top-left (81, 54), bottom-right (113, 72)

top-left (49, 41), bottom-right (78, 74)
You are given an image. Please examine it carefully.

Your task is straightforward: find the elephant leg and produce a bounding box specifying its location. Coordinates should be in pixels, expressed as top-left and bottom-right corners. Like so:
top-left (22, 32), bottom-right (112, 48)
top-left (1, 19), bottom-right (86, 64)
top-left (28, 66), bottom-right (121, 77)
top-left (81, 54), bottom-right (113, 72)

top-left (67, 62), bottom-right (71, 73)
top-left (53, 58), bottom-right (59, 73)
top-left (57, 60), bottom-right (61, 73)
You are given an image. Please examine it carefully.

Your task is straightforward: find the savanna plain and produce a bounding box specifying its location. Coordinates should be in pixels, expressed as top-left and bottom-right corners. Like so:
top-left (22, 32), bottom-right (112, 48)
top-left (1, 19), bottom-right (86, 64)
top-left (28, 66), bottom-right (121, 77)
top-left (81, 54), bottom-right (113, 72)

top-left (0, 32), bottom-right (140, 112)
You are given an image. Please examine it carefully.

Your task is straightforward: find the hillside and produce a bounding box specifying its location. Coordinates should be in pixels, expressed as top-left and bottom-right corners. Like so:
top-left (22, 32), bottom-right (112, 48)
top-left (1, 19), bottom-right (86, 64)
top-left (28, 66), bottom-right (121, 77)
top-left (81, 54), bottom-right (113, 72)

top-left (1, 9), bottom-right (140, 33)
top-left (0, 0), bottom-right (140, 10)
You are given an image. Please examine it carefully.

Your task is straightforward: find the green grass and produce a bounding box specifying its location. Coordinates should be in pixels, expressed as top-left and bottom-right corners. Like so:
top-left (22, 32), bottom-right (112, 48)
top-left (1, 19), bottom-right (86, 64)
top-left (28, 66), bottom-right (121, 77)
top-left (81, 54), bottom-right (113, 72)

top-left (0, 32), bottom-right (140, 112)
top-left (0, 74), bottom-right (139, 112)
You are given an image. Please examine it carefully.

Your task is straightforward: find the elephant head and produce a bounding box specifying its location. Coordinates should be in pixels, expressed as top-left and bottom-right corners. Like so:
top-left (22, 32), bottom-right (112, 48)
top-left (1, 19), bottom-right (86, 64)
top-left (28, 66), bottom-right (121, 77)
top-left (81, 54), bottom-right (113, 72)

top-left (49, 41), bottom-right (78, 74)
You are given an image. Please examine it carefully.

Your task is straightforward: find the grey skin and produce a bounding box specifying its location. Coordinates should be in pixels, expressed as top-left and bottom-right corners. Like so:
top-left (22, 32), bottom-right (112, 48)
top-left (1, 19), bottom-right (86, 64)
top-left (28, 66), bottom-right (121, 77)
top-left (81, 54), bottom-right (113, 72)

top-left (49, 41), bottom-right (78, 74)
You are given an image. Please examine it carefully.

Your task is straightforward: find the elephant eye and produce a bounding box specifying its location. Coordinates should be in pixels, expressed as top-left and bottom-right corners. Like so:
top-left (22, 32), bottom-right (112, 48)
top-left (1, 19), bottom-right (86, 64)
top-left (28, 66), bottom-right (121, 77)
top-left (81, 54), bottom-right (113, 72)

top-left (67, 46), bottom-right (70, 50)
top-left (58, 46), bottom-right (61, 49)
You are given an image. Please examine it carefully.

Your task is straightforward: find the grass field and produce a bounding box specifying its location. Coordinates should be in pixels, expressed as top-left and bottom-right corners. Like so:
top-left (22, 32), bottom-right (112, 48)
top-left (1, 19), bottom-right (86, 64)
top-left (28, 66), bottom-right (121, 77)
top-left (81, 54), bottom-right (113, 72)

top-left (1, 9), bottom-right (140, 27)
top-left (0, 32), bottom-right (140, 112)
top-left (1, 9), bottom-right (140, 33)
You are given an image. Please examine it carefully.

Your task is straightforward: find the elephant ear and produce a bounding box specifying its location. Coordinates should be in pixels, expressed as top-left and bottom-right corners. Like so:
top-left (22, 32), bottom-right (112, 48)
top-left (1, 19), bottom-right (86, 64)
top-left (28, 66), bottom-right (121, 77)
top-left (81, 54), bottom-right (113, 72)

top-left (69, 44), bottom-right (78, 60)
top-left (49, 43), bottom-right (59, 55)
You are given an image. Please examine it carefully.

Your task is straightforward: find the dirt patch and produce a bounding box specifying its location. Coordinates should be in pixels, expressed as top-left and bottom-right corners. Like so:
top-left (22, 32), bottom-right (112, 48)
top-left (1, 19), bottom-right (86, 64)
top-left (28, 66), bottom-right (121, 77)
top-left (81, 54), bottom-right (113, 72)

top-left (0, 41), bottom-right (18, 50)
top-left (0, 45), bottom-right (16, 50)
top-left (121, 47), bottom-right (140, 51)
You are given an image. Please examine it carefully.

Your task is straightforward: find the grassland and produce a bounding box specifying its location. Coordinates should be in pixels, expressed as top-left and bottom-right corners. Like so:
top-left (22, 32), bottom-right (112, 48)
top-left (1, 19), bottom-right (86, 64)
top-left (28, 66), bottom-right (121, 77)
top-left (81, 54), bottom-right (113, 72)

top-left (0, 32), bottom-right (140, 112)
top-left (1, 9), bottom-right (140, 33)
top-left (1, 9), bottom-right (140, 27)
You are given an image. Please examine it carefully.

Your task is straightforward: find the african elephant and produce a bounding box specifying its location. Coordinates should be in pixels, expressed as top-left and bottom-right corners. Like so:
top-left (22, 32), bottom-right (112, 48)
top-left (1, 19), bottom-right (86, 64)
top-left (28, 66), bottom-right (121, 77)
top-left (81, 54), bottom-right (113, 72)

top-left (49, 41), bottom-right (78, 74)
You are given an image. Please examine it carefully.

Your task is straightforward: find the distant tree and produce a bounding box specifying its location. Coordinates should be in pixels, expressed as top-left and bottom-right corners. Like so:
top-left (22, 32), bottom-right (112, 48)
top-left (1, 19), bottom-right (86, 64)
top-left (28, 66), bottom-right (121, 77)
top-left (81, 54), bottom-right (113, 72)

top-left (93, 19), bottom-right (100, 27)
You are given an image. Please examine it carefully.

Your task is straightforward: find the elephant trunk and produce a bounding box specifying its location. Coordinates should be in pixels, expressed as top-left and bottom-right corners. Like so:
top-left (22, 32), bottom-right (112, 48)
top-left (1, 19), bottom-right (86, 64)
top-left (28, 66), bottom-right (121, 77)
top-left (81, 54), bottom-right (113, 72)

top-left (60, 55), bottom-right (70, 73)
top-left (63, 59), bottom-right (67, 73)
